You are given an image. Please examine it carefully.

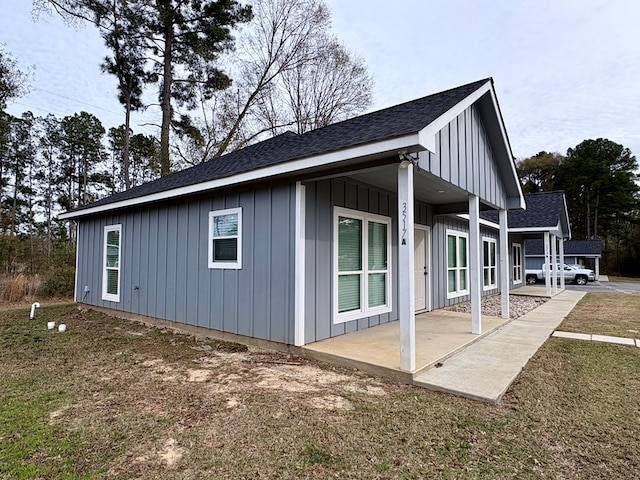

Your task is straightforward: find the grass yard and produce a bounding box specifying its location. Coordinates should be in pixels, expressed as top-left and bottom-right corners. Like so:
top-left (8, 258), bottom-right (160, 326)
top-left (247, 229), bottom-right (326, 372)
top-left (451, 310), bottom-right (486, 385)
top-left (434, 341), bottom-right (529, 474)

top-left (559, 293), bottom-right (640, 338)
top-left (608, 275), bottom-right (640, 283)
top-left (1, 298), bottom-right (639, 479)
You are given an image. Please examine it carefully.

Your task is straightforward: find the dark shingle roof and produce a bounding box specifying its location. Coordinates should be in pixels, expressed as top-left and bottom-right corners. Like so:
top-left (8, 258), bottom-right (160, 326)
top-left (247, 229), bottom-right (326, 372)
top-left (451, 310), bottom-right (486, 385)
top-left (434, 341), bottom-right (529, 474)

top-left (482, 191), bottom-right (566, 228)
top-left (72, 78), bottom-right (491, 213)
top-left (525, 239), bottom-right (602, 256)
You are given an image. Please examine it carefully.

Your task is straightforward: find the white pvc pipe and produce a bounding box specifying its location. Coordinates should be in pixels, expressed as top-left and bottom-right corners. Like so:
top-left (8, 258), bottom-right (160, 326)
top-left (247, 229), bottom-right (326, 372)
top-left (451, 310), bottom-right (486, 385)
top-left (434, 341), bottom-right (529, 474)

top-left (29, 302), bottom-right (40, 320)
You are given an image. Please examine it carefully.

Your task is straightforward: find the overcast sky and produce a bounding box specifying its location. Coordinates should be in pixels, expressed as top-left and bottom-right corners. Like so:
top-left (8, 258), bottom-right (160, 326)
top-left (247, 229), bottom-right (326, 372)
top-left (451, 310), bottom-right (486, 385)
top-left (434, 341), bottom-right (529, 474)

top-left (1, 0), bottom-right (639, 159)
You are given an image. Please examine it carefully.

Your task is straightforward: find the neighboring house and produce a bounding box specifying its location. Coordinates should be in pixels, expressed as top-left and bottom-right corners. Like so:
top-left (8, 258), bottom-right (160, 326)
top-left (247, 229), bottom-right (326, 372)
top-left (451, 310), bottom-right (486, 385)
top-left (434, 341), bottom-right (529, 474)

top-left (525, 238), bottom-right (602, 279)
top-left (483, 191), bottom-right (572, 296)
top-left (60, 78), bottom-right (526, 372)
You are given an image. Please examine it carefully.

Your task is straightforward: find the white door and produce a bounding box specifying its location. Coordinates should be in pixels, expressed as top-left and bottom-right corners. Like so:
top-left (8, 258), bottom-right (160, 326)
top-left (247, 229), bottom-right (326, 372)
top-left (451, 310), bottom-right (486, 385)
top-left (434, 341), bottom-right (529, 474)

top-left (414, 228), bottom-right (430, 311)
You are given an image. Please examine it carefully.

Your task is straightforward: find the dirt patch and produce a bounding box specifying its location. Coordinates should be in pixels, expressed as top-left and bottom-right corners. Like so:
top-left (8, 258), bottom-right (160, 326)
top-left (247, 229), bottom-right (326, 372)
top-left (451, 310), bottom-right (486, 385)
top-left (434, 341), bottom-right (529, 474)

top-left (158, 438), bottom-right (184, 468)
top-left (308, 394), bottom-right (353, 411)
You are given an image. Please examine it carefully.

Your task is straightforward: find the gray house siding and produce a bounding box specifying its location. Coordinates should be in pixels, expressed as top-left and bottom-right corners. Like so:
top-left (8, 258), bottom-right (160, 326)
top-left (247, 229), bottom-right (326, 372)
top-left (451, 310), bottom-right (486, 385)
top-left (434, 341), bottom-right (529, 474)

top-left (303, 177), bottom-right (432, 344)
top-left (75, 183), bottom-right (297, 344)
top-left (421, 104), bottom-right (509, 209)
top-left (431, 217), bottom-right (502, 310)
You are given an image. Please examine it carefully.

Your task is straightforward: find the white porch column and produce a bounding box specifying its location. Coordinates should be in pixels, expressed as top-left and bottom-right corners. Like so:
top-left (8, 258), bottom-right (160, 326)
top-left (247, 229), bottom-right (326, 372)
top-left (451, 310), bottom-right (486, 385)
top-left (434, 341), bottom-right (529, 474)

top-left (544, 232), bottom-right (551, 297)
top-left (559, 238), bottom-right (566, 289)
top-left (294, 181), bottom-right (306, 346)
top-left (469, 194), bottom-right (482, 334)
top-left (499, 209), bottom-right (510, 319)
top-left (551, 233), bottom-right (558, 295)
top-left (398, 162), bottom-right (415, 372)
top-left (595, 257), bottom-right (600, 280)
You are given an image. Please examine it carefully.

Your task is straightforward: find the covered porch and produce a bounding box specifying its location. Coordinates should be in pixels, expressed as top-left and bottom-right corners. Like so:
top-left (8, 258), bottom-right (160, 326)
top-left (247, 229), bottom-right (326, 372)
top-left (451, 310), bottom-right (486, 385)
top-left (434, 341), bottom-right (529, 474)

top-left (302, 308), bottom-right (511, 384)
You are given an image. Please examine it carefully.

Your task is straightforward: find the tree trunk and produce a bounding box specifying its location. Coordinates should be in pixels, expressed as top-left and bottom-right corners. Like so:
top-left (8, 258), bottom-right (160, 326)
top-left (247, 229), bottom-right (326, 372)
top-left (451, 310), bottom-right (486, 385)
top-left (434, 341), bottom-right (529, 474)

top-left (123, 92), bottom-right (132, 189)
top-left (160, 15), bottom-right (173, 176)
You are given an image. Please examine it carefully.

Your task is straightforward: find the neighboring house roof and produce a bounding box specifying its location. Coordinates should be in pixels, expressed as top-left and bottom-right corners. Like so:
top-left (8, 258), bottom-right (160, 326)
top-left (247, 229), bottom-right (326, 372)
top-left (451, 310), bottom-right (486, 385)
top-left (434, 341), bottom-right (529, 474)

top-left (481, 191), bottom-right (571, 238)
top-left (525, 239), bottom-right (602, 256)
top-left (60, 78), bottom-right (524, 219)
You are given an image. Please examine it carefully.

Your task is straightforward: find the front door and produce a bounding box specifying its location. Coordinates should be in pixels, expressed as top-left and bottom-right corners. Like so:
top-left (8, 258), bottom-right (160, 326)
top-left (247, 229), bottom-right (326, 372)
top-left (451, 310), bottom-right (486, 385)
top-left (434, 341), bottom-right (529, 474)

top-left (414, 228), bottom-right (430, 311)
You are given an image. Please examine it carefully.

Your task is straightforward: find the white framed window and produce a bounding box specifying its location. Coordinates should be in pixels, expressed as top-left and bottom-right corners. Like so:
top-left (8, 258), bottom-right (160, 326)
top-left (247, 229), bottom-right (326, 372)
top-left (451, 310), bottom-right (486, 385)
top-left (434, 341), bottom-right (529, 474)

top-left (446, 229), bottom-right (469, 299)
top-left (333, 207), bottom-right (392, 324)
top-left (482, 237), bottom-right (497, 290)
top-left (102, 224), bottom-right (121, 302)
top-left (512, 243), bottom-right (523, 284)
top-left (208, 207), bottom-right (242, 269)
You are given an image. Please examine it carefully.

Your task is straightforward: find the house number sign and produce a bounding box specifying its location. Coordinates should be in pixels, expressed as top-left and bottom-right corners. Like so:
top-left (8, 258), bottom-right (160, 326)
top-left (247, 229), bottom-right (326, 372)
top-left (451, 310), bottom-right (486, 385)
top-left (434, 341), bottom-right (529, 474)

top-left (401, 202), bottom-right (407, 245)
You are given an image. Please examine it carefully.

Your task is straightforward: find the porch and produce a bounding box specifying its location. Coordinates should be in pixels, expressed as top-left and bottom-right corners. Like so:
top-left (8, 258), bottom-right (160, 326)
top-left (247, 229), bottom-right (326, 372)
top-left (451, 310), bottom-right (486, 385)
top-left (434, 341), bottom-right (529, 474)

top-left (302, 309), bottom-right (510, 384)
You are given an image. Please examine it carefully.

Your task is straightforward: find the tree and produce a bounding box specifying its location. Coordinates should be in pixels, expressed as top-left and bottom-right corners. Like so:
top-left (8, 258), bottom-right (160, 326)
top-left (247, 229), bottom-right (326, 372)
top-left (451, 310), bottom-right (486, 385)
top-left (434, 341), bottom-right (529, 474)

top-left (36, 0), bottom-right (252, 176)
top-left (0, 44), bottom-right (31, 111)
top-left (108, 125), bottom-right (160, 191)
top-left (188, 0), bottom-right (372, 162)
top-left (56, 111), bottom-right (109, 212)
top-left (556, 138), bottom-right (639, 240)
top-left (516, 151), bottom-right (563, 194)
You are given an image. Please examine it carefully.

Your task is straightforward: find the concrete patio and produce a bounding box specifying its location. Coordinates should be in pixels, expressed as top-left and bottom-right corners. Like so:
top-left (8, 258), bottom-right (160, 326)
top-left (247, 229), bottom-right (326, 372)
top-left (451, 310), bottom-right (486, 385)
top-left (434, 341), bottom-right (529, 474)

top-left (302, 290), bottom-right (586, 403)
top-left (302, 309), bottom-right (511, 384)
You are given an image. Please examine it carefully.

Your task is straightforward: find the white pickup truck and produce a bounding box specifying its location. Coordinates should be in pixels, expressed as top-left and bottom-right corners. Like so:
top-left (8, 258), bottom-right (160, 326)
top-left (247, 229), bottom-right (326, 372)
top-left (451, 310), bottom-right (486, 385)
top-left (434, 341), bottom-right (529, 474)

top-left (525, 263), bottom-right (596, 286)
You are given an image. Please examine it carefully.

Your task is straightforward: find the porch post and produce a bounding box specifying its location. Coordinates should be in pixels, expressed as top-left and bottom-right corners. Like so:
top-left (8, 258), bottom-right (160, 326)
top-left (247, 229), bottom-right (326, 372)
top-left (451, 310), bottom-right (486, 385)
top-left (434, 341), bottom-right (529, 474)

top-left (551, 233), bottom-right (558, 295)
top-left (595, 257), bottom-right (600, 280)
top-left (544, 232), bottom-right (551, 297)
top-left (294, 181), bottom-right (306, 346)
top-left (397, 162), bottom-right (415, 372)
top-left (469, 194), bottom-right (482, 334)
top-left (559, 237), bottom-right (566, 289)
top-left (499, 209), bottom-right (510, 319)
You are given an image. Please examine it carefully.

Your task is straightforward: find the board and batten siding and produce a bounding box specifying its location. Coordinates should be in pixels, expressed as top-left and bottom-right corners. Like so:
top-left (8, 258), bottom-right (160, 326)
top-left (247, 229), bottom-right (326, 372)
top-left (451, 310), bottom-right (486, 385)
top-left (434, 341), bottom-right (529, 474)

top-left (75, 183), bottom-right (297, 344)
top-left (303, 177), bottom-right (432, 344)
top-left (431, 217), bottom-right (502, 310)
top-left (421, 104), bottom-right (508, 209)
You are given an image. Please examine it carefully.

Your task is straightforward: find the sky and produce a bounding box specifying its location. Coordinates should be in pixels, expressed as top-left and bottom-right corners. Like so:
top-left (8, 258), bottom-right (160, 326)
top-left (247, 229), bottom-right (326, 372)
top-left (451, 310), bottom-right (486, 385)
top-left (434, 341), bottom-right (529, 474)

top-left (1, 0), bottom-right (639, 160)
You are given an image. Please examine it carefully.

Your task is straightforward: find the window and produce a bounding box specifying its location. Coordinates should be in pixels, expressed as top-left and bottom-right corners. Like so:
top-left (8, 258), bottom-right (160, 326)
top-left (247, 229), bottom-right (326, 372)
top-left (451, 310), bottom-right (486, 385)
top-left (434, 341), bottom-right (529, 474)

top-left (512, 243), bottom-right (523, 284)
top-left (482, 237), bottom-right (497, 290)
top-left (209, 208), bottom-right (242, 269)
top-left (334, 207), bottom-right (391, 323)
top-left (446, 230), bottom-right (469, 298)
top-left (102, 224), bottom-right (121, 302)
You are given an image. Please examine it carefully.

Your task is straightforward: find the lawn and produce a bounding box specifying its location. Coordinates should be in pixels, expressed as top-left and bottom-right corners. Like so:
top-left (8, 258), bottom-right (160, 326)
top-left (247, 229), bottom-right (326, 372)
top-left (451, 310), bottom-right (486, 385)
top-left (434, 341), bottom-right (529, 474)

top-left (608, 275), bottom-right (640, 283)
top-left (1, 299), bottom-right (639, 479)
top-left (559, 293), bottom-right (640, 338)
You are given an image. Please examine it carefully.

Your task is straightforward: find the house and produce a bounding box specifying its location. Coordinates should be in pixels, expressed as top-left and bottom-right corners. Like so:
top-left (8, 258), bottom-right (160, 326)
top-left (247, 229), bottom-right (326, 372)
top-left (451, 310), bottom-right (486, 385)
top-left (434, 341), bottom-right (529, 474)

top-left (525, 238), bottom-right (601, 280)
top-left (60, 78), bottom-right (526, 372)
top-left (483, 191), bottom-right (572, 296)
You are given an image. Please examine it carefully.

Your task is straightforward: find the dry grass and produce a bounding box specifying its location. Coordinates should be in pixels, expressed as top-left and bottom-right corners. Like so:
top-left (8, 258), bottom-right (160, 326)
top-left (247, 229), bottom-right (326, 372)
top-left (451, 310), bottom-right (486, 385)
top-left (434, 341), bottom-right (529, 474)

top-left (0, 274), bottom-right (43, 303)
top-left (608, 275), bottom-right (640, 283)
top-left (1, 299), bottom-right (639, 479)
top-left (559, 293), bottom-right (640, 338)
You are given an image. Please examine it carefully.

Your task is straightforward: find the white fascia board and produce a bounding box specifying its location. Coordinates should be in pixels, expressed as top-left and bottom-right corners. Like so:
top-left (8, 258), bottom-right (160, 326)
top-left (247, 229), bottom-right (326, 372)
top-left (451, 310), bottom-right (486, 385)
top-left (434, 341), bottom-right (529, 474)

top-left (561, 195), bottom-right (572, 240)
top-left (509, 221), bottom-right (563, 236)
top-left (418, 81), bottom-right (492, 153)
top-left (59, 133), bottom-right (424, 220)
top-left (486, 87), bottom-right (526, 210)
top-left (456, 213), bottom-right (500, 230)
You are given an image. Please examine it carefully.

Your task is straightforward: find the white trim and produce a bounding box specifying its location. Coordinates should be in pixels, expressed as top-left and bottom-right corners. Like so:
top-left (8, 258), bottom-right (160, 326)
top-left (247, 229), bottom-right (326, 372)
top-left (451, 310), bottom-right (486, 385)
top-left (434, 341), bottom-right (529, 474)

top-left (58, 134), bottom-right (423, 220)
top-left (73, 221), bottom-right (79, 302)
top-left (499, 209), bottom-right (510, 319)
top-left (512, 242), bottom-right (523, 285)
top-left (294, 182), bottom-right (306, 347)
top-left (208, 207), bottom-right (242, 269)
top-left (398, 163), bottom-right (415, 372)
top-left (445, 229), bottom-right (470, 299)
top-left (468, 195), bottom-right (482, 334)
top-left (414, 225), bottom-right (432, 312)
top-left (102, 224), bottom-right (122, 302)
top-left (456, 213), bottom-right (500, 230)
top-left (482, 236), bottom-right (497, 291)
top-left (333, 206), bottom-right (392, 324)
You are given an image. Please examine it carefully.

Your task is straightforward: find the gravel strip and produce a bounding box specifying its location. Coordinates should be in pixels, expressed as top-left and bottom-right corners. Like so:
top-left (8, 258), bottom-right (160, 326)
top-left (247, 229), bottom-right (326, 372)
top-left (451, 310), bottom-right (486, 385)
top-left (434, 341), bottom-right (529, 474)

top-left (445, 294), bottom-right (548, 319)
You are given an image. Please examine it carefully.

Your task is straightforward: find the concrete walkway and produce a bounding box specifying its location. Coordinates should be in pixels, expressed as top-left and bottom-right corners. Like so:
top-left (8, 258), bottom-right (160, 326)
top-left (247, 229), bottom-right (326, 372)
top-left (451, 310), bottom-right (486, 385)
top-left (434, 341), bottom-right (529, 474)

top-left (553, 330), bottom-right (640, 347)
top-left (413, 289), bottom-right (586, 404)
